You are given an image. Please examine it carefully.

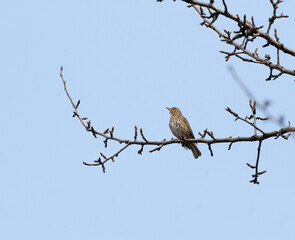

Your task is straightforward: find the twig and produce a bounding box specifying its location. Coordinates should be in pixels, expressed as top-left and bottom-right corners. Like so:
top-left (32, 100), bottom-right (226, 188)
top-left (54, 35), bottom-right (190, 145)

top-left (140, 128), bottom-right (148, 142)
top-left (248, 140), bottom-right (267, 184)
top-left (249, 100), bottom-right (258, 136)
top-left (208, 144), bottom-right (213, 156)
top-left (225, 106), bottom-right (265, 135)
top-left (134, 126), bottom-right (138, 141)
top-left (266, 0), bottom-right (288, 34)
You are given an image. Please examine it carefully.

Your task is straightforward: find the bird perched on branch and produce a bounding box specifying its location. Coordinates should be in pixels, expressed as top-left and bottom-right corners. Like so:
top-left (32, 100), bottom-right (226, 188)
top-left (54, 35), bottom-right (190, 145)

top-left (167, 107), bottom-right (201, 159)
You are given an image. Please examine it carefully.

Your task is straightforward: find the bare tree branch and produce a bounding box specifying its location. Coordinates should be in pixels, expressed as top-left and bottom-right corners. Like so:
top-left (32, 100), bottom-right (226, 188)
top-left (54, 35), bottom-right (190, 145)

top-left (60, 66), bottom-right (294, 184)
top-left (184, 0), bottom-right (295, 55)
top-left (158, 0), bottom-right (295, 81)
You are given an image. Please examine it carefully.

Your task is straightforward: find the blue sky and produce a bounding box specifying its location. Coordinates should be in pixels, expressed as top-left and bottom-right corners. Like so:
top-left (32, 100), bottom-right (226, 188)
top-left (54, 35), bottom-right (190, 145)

top-left (1, 0), bottom-right (295, 239)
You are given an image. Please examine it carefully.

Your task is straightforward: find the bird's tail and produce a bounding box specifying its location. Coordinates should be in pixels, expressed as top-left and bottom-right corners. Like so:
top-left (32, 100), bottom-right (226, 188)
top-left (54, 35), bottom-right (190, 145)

top-left (187, 142), bottom-right (202, 159)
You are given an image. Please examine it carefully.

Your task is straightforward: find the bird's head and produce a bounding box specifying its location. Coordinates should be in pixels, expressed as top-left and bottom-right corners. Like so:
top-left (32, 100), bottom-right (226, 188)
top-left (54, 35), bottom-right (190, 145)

top-left (166, 107), bottom-right (182, 116)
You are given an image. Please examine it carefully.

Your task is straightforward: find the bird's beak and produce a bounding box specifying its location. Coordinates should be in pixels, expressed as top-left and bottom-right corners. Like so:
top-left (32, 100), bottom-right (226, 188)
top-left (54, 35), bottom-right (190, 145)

top-left (166, 107), bottom-right (170, 111)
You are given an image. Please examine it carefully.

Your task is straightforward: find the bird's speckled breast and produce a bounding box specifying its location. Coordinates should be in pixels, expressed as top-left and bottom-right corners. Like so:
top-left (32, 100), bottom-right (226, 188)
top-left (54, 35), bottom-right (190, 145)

top-left (169, 116), bottom-right (183, 138)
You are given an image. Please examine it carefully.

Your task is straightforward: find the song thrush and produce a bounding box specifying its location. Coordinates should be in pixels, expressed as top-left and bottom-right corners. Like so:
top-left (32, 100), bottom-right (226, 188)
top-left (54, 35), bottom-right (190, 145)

top-left (167, 107), bottom-right (201, 159)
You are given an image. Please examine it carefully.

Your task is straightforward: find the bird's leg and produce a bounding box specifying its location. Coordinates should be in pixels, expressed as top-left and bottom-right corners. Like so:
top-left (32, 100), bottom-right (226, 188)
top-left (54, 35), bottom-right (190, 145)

top-left (180, 135), bottom-right (189, 149)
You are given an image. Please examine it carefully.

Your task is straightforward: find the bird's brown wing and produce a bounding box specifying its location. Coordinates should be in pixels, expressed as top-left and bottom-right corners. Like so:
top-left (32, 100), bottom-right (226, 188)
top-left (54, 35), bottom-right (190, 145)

top-left (182, 116), bottom-right (195, 139)
top-left (182, 116), bottom-right (201, 158)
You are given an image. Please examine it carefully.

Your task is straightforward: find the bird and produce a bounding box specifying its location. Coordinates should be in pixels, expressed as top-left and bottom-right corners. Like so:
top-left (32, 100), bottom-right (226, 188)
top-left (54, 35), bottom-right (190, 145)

top-left (166, 107), bottom-right (201, 159)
